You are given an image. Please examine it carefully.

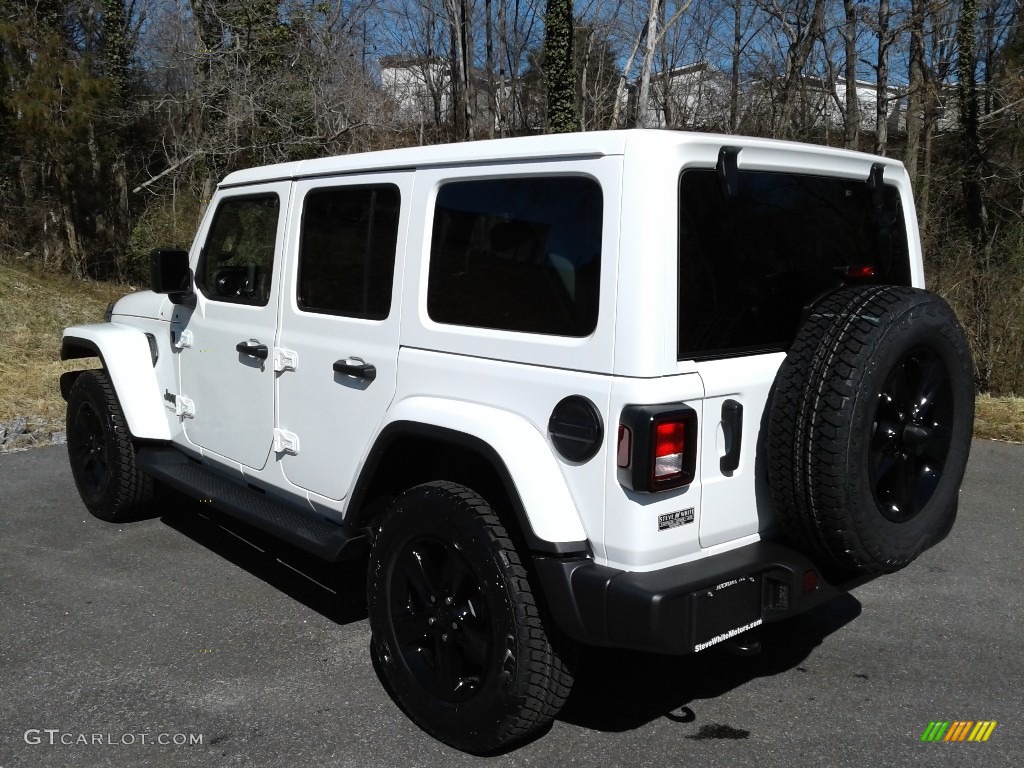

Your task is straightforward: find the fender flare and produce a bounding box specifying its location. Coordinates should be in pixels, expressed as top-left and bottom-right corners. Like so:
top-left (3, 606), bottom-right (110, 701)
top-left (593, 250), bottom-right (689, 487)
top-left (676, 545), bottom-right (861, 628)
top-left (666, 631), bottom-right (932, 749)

top-left (61, 323), bottom-right (172, 441)
top-left (352, 397), bottom-right (590, 555)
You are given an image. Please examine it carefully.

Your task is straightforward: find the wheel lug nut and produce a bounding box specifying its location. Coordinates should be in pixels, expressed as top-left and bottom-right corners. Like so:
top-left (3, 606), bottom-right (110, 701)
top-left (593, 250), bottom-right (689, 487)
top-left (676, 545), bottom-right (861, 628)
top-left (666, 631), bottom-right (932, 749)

top-left (445, 597), bottom-right (453, 605)
top-left (441, 633), bottom-right (448, 641)
top-left (428, 617), bottom-right (435, 625)
top-left (451, 622), bottom-right (458, 629)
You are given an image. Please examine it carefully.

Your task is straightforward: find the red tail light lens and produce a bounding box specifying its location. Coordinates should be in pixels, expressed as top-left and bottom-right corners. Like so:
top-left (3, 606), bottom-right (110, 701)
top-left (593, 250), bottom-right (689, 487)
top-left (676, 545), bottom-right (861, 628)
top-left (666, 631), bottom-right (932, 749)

top-left (618, 404), bottom-right (698, 492)
top-left (846, 264), bottom-right (876, 279)
top-left (653, 420), bottom-right (686, 479)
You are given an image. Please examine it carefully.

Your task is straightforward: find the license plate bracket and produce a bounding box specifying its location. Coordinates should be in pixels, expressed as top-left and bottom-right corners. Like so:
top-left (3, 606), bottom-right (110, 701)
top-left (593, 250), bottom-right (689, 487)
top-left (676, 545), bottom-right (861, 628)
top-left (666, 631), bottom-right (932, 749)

top-left (693, 575), bottom-right (763, 652)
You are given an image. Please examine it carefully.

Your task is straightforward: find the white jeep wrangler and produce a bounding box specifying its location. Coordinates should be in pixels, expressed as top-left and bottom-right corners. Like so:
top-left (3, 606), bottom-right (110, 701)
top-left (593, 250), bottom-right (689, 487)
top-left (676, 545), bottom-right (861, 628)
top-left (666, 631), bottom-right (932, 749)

top-left (61, 130), bottom-right (974, 753)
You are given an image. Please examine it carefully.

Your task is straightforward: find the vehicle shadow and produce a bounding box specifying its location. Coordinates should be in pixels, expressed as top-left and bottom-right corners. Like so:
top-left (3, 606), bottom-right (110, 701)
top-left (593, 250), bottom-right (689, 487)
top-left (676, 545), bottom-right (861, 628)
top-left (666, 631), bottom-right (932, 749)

top-left (159, 500), bottom-right (369, 627)
top-left (157, 495), bottom-right (861, 743)
top-left (558, 593), bottom-right (862, 733)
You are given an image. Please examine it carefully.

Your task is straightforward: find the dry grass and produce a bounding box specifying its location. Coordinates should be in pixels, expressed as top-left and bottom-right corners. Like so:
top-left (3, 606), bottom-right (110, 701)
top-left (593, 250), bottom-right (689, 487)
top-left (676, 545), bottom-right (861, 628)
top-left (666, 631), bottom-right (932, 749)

top-left (0, 264), bottom-right (134, 425)
top-left (0, 264), bottom-right (1021, 443)
top-left (973, 394), bottom-right (1024, 443)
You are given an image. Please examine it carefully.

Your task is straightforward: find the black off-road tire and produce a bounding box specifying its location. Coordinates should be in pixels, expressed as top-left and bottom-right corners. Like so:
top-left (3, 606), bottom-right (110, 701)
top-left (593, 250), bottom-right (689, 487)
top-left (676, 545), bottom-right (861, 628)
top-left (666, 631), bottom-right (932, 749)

top-left (367, 481), bottom-right (574, 754)
top-left (768, 285), bottom-right (974, 574)
top-left (66, 370), bottom-right (155, 522)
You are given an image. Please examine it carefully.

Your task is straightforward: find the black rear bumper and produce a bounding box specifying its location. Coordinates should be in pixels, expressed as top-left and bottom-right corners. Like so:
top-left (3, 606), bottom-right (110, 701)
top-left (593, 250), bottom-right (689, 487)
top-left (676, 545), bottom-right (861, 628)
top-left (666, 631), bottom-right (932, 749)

top-left (534, 540), bottom-right (859, 655)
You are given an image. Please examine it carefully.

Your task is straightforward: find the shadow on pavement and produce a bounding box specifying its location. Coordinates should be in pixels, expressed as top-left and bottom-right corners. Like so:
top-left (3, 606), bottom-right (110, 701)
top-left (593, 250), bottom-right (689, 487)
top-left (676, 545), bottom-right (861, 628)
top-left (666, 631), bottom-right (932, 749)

top-left (159, 501), bottom-right (369, 627)
top-left (157, 494), bottom-right (862, 742)
top-left (558, 593), bottom-right (862, 733)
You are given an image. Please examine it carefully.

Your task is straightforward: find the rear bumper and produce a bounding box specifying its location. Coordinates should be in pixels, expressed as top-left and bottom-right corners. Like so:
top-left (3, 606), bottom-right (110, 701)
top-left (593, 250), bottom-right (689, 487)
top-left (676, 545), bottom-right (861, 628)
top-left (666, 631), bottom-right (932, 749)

top-left (534, 540), bottom-right (858, 655)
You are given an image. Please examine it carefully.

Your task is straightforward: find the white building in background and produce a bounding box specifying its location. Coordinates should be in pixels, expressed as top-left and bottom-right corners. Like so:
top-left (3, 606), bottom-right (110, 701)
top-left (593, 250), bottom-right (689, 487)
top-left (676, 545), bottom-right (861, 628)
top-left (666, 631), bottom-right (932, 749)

top-left (379, 56), bottom-right (452, 126)
top-left (378, 54), bottom-right (956, 138)
top-left (632, 62), bottom-right (955, 137)
top-left (378, 56), bottom-right (542, 134)
top-left (829, 77), bottom-right (906, 133)
top-left (636, 62), bottom-right (731, 130)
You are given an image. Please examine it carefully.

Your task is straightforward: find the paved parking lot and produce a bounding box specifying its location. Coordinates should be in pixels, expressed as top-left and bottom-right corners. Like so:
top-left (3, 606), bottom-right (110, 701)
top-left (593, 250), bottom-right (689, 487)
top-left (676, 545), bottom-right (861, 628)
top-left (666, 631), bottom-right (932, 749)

top-left (1, 441), bottom-right (1021, 767)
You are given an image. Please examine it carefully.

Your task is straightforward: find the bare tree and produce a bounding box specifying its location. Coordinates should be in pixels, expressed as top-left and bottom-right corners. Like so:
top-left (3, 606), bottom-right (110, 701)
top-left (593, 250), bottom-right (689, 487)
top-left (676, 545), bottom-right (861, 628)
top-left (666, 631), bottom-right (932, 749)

top-left (842, 0), bottom-right (861, 148)
top-left (445, 0), bottom-right (476, 139)
top-left (634, 0), bottom-right (692, 127)
top-left (871, 0), bottom-right (896, 154)
top-left (905, 0), bottom-right (927, 178)
top-left (765, 0), bottom-right (828, 138)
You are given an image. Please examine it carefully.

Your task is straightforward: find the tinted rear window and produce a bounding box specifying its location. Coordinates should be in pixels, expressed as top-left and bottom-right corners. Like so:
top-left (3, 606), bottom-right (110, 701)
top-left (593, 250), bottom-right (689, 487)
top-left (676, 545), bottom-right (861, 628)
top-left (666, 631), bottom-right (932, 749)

top-left (678, 169), bottom-right (910, 359)
top-left (427, 177), bottom-right (603, 337)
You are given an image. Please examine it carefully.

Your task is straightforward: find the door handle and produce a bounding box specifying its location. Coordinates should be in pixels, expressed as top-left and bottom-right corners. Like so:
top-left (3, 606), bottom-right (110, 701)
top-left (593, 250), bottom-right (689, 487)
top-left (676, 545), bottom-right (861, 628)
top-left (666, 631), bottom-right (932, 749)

top-left (236, 340), bottom-right (269, 360)
top-left (333, 359), bottom-right (377, 381)
top-left (720, 399), bottom-right (743, 473)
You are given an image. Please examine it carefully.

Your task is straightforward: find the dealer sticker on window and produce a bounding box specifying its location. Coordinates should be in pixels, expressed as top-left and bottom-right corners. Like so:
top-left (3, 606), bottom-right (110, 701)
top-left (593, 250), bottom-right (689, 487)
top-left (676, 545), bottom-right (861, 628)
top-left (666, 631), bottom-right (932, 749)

top-left (658, 507), bottom-right (694, 531)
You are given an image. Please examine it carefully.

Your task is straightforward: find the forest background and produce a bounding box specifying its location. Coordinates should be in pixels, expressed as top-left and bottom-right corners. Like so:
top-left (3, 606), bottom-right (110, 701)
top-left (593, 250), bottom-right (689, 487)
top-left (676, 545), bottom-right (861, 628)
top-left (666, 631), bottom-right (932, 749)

top-left (1, 0), bottom-right (1022, 398)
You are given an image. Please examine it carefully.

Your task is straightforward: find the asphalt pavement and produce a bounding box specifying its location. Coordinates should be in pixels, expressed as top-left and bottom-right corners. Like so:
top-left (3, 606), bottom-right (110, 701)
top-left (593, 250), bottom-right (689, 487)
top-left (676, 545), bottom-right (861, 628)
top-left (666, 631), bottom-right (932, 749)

top-left (0, 441), bottom-right (1021, 768)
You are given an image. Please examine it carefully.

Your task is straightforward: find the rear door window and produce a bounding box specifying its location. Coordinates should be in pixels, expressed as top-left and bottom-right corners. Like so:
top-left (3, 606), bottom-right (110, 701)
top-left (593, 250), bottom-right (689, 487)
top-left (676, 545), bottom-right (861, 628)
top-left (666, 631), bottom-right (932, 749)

top-left (678, 169), bottom-right (911, 359)
top-left (427, 176), bottom-right (603, 337)
top-left (297, 184), bottom-right (401, 320)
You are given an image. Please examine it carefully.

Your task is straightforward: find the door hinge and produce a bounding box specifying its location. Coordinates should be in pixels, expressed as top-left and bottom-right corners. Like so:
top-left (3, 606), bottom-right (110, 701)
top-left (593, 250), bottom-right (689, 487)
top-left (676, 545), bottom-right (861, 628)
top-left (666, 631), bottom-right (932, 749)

top-left (273, 428), bottom-right (300, 455)
top-left (173, 329), bottom-right (193, 350)
top-left (175, 396), bottom-right (195, 419)
top-left (273, 347), bottom-right (298, 373)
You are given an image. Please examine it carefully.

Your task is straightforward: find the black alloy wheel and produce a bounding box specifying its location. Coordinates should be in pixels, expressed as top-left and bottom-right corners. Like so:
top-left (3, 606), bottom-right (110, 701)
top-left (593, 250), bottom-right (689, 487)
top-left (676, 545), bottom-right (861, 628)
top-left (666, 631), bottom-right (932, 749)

top-left (387, 535), bottom-right (494, 703)
top-left (871, 346), bottom-right (955, 524)
top-left (367, 481), bottom-right (574, 753)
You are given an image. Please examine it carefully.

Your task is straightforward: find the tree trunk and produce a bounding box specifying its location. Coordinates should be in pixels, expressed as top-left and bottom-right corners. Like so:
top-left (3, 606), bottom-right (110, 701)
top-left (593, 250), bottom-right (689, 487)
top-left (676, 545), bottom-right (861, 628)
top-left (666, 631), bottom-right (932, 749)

top-left (497, 0), bottom-right (508, 135)
top-left (777, 0), bottom-right (827, 138)
top-left (730, 0), bottom-right (742, 132)
top-left (874, 0), bottom-right (890, 155)
top-left (843, 0), bottom-right (860, 149)
top-left (636, 0), bottom-right (663, 128)
top-left (461, 0), bottom-right (476, 140)
top-left (957, 0), bottom-right (991, 391)
top-left (904, 0), bottom-right (926, 181)
top-left (445, 0), bottom-right (475, 140)
top-left (958, 0), bottom-right (987, 238)
top-left (485, 0), bottom-right (496, 138)
top-left (544, 0), bottom-right (579, 133)
top-left (612, 24), bottom-right (644, 128)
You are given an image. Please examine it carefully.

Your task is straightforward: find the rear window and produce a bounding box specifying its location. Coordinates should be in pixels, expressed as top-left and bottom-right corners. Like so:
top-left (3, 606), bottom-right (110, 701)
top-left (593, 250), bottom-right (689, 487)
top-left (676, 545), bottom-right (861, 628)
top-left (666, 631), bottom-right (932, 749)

top-left (427, 177), bottom-right (603, 337)
top-left (678, 168), bottom-right (911, 360)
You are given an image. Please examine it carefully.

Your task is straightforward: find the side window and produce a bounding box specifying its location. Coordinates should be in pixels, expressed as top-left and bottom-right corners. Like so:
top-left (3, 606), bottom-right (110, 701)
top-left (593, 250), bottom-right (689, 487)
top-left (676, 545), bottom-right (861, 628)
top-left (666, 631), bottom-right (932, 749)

top-left (427, 176), bottom-right (603, 337)
top-left (297, 184), bottom-right (401, 320)
top-left (197, 195), bottom-right (280, 306)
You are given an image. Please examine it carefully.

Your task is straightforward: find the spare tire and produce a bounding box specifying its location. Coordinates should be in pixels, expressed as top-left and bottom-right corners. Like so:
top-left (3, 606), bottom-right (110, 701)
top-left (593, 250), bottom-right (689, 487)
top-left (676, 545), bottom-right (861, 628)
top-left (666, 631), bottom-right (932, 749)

top-left (767, 285), bottom-right (974, 574)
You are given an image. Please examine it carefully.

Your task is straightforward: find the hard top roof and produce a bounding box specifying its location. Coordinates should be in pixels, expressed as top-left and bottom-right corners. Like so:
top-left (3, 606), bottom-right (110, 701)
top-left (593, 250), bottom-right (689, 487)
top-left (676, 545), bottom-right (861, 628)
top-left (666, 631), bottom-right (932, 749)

top-left (218, 129), bottom-right (907, 188)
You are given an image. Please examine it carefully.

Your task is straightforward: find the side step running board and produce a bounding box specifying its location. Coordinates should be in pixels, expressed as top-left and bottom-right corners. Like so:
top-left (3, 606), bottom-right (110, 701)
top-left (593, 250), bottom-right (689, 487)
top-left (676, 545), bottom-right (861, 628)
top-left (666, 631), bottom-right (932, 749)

top-left (136, 447), bottom-right (366, 562)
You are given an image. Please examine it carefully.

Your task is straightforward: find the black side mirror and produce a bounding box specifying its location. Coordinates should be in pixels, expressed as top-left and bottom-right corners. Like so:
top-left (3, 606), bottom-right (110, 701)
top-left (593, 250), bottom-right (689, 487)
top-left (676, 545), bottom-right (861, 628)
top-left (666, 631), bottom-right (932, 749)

top-left (150, 249), bottom-right (193, 304)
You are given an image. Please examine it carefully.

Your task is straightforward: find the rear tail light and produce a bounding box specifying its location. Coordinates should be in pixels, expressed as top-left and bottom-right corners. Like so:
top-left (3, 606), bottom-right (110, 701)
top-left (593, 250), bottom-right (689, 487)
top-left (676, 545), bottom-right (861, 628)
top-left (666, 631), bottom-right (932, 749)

top-left (845, 264), bottom-right (876, 279)
top-left (653, 421), bottom-right (686, 479)
top-left (618, 405), bottom-right (698, 492)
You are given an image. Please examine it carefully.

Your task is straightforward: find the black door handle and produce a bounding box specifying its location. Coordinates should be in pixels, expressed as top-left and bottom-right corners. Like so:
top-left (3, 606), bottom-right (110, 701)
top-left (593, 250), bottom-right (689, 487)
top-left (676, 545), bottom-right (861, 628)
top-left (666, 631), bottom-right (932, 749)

top-left (236, 340), bottom-right (269, 359)
top-left (333, 359), bottom-right (377, 381)
top-left (720, 399), bottom-right (743, 473)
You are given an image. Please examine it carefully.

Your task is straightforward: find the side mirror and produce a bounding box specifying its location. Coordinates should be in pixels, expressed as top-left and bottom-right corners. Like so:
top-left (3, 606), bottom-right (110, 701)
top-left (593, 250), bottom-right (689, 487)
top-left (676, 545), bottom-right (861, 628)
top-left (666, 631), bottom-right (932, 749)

top-left (150, 249), bottom-right (193, 304)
